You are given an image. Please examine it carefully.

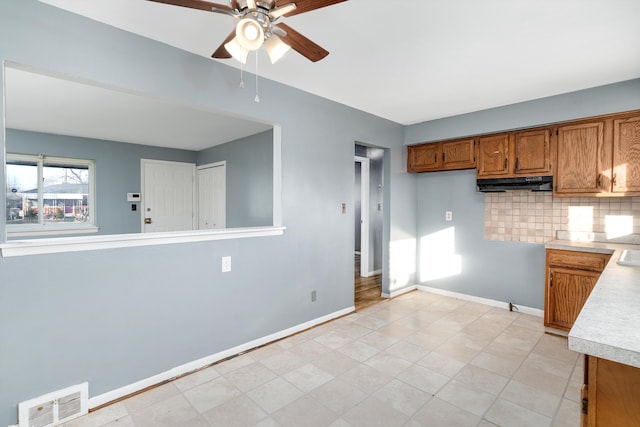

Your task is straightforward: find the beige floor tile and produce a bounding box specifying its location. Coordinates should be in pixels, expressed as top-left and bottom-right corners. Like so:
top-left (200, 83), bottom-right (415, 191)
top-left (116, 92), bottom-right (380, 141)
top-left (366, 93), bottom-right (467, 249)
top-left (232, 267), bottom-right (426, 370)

top-left (411, 397), bottom-right (481, 427)
top-left (364, 351), bottom-right (412, 376)
top-left (224, 361), bottom-right (278, 392)
top-left (552, 398), bottom-right (581, 427)
top-left (356, 330), bottom-right (400, 350)
top-left (282, 363), bottom-right (334, 392)
top-left (435, 335), bottom-right (484, 363)
top-left (129, 394), bottom-right (199, 427)
top-left (258, 350), bottom-right (306, 375)
top-left (417, 351), bottom-right (466, 377)
top-left (201, 394), bottom-right (268, 427)
top-left (336, 340), bottom-right (380, 362)
top-left (173, 366), bottom-right (221, 392)
top-left (512, 362), bottom-right (571, 396)
top-left (213, 353), bottom-right (256, 374)
top-left (470, 350), bottom-right (524, 378)
top-left (454, 365), bottom-right (509, 396)
top-left (176, 415), bottom-right (210, 427)
top-left (402, 330), bottom-right (449, 351)
top-left (246, 377), bottom-right (304, 414)
top-left (349, 312), bottom-right (389, 330)
top-left (309, 378), bottom-right (367, 415)
top-left (101, 415), bottom-right (136, 427)
top-left (383, 340), bottom-right (429, 363)
top-left (287, 338), bottom-right (332, 361)
top-left (313, 331), bottom-right (354, 350)
top-left (311, 350), bottom-right (359, 377)
top-left (396, 364), bottom-right (450, 395)
top-left (336, 323), bottom-right (374, 340)
top-left (531, 334), bottom-right (579, 365)
top-left (372, 378), bottom-right (432, 417)
top-left (253, 417), bottom-right (281, 427)
top-left (272, 396), bottom-right (338, 427)
top-left (512, 313), bottom-right (546, 332)
top-left (500, 380), bottom-right (562, 418)
top-left (436, 379), bottom-right (497, 417)
top-left (182, 376), bottom-right (241, 413)
top-left (123, 382), bottom-right (181, 413)
top-left (374, 322), bottom-right (416, 339)
top-left (340, 363), bottom-right (393, 394)
top-left (485, 398), bottom-right (552, 427)
top-left (342, 396), bottom-right (409, 427)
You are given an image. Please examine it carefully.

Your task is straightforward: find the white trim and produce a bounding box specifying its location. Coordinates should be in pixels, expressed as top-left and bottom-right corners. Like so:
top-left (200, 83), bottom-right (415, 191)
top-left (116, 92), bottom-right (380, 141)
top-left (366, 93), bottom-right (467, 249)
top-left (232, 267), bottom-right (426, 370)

top-left (417, 285), bottom-right (544, 317)
top-left (354, 156), bottom-right (370, 278)
top-left (0, 226), bottom-right (285, 258)
top-left (8, 225), bottom-right (99, 237)
top-left (88, 305), bottom-right (354, 409)
top-left (272, 125), bottom-right (282, 227)
top-left (382, 285), bottom-right (417, 299)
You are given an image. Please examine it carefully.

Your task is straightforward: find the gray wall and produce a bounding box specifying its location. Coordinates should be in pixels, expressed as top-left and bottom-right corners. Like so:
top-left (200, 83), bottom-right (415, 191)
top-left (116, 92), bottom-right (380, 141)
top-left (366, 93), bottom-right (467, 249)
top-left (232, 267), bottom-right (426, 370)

top-left (197, 130), bottom-right (273, 227)
top-left (0, 2), bottom-right (408, 425)
top-left (6, 129), bottom-right (197, 236)
top-left (406, 78), bottom-right (640, 309)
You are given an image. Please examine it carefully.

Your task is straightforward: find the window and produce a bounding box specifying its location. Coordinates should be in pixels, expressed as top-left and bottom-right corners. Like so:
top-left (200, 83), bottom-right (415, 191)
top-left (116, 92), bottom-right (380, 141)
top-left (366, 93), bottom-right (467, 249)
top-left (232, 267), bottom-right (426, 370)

top-left (6, 154), bottom-right (96, 236)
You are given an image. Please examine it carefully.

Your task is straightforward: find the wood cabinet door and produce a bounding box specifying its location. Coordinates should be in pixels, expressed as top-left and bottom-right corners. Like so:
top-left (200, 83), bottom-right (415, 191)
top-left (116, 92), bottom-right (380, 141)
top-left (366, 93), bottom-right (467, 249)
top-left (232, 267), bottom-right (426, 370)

top-left (477, 134), bottom-right (509, 177)
top-left (612, 116), bottom-right (640, 193)
top-left (545, 266), bottom-right (600, 331)
top-left (407, 143), bottom-right (440, 172)
top-left (514, 129), bottom-right (551, 175)
top-left (587, 356), bottom-right (640, 427)
top-left (442, 138), bottom-right (476, 170)
top-left (555, 121), bottom-right (607, 194)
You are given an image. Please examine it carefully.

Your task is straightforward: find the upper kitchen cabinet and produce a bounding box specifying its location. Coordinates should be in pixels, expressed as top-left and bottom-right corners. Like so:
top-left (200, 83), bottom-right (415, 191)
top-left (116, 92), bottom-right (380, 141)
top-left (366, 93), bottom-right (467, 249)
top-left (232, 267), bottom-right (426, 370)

top-left (555, 120), bottom-right (608, 195)
top-left (407, 138), bottom-right (475, 173)
top-left (612, 115), bottom-right (640, 193)
top-left (554, 111), bottom-right (640, 197)
top-left (477, 129), bottom-right (552, 178)
top-left (477, 134), bottom-right (509, 177)
top-left (514, 129), bottom-right (552, 175)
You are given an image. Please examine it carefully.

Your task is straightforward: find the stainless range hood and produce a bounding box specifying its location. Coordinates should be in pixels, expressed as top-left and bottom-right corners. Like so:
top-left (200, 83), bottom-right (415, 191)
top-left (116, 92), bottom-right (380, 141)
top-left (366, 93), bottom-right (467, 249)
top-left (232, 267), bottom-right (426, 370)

top-left (476, 176), bottom-right (553, 192)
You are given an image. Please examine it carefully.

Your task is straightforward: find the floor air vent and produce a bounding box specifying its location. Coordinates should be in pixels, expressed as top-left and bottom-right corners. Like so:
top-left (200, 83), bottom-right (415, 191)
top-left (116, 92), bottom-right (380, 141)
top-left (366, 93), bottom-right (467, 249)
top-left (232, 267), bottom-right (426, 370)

top-left (18, 383), bottom-right (88, 427)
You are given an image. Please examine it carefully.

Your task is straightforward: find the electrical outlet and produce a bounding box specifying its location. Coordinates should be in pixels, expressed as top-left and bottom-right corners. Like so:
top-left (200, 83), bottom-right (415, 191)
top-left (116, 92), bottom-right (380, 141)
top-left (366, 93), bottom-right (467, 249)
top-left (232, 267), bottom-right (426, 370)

top-left (221, 256), bottom-right (231, 273)
top-left (311, 290), bottom-right (317, 302)
top-left (445, 211), bottom-right (453, 221)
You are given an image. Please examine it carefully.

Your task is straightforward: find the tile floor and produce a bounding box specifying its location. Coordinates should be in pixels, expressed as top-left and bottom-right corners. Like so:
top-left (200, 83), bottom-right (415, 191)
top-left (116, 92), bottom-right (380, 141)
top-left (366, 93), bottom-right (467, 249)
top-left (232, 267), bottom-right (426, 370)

top-left (63, 291), bottom-right (582, 427)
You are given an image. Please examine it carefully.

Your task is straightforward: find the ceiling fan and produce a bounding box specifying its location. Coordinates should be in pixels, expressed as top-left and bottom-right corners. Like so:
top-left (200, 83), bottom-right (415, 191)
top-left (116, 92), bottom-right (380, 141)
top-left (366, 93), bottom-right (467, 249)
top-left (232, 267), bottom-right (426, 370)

top-left (146, 0), bottom-right (347, 64)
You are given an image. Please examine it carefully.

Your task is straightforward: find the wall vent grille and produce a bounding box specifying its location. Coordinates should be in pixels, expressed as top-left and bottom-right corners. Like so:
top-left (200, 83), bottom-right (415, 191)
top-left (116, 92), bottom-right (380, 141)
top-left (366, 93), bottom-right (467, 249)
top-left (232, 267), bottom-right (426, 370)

top-left (18, 383), bottom-right (88, 427)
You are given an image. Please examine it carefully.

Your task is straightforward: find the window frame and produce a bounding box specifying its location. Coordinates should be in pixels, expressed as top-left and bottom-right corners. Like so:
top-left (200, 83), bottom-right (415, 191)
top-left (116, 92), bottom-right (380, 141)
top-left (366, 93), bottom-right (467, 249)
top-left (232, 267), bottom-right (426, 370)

top-left (6, 153), bottom-right (98, 237)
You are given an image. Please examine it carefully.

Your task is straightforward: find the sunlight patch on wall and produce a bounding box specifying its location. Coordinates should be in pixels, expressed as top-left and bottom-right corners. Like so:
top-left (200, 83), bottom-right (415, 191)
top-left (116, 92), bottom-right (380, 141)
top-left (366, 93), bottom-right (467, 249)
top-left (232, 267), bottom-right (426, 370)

top-left (419, 227), bottom-right (461, 282)
top-left (389, 238), bottom-right (416, 291)
top-left (568, 206), bottom-right (594, 232)
top-left (605, 215), bottom-right (633, 239)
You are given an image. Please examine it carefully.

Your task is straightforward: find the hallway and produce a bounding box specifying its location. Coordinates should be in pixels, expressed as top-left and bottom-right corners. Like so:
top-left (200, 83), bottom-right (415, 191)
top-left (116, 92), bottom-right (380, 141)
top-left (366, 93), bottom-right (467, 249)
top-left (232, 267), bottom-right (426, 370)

top-left (354, 254), bottom-right (384, 311)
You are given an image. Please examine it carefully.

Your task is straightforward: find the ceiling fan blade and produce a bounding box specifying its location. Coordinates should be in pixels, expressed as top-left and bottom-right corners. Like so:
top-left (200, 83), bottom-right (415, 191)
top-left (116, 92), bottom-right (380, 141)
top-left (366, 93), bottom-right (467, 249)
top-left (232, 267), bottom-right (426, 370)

top-left (276, 23), bottom-right (329, 62)
top-left (275, 0), bottom-right (347, 17)
top-left (146, 0), bottom-right (234, 13)
top-left (211, 30), bottom-right (236, 59)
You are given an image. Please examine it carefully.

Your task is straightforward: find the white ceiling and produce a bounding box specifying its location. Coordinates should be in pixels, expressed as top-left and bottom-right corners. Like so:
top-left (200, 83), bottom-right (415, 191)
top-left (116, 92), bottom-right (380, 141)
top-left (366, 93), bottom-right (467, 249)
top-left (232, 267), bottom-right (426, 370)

top-left (12, 0), bottom-right (640, 148)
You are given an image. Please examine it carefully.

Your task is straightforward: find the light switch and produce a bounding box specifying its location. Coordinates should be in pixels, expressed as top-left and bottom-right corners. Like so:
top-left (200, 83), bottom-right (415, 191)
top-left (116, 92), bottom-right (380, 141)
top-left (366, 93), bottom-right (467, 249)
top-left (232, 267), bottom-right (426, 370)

top-left (221, 256), bottom-right (231, 273)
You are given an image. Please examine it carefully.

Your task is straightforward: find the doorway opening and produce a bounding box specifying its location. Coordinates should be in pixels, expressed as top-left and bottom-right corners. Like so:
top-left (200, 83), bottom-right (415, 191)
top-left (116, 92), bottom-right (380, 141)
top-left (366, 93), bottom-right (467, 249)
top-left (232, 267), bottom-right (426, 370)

top-left (354, 146), bottom-right (384, 311)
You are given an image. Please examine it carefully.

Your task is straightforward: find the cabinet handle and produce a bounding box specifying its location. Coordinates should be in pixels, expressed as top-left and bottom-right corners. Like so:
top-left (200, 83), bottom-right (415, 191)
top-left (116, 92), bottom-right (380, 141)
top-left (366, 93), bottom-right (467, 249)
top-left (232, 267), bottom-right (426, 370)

top-left (597, 174), bottom-right (602, 189)
top-left (434, 153), bottom-right (437, 163)
top-left (443, 152), bottom-right (446, 162)
top-left (504, 158), bottom-right (508, 170)
top-left (612, 173), bottom-right (617, 185)
top-left (549, 273), bottom-right (553, 287)
top-left (515, 157), bottom-right (519, 170)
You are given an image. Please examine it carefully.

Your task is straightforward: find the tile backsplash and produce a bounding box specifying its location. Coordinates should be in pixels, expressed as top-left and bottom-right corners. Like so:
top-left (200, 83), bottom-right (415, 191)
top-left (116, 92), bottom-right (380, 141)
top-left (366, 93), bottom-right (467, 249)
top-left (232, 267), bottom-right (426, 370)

top-left (484, 192), bottom-right (640, 243)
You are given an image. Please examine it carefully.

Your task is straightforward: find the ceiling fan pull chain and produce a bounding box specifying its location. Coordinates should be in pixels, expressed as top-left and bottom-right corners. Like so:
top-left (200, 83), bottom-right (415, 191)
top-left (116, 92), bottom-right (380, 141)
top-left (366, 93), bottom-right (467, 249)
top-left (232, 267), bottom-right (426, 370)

top-left (239, 62), bottom-right (245, 89)
top-left (254, 50), bottom-right (260, 103)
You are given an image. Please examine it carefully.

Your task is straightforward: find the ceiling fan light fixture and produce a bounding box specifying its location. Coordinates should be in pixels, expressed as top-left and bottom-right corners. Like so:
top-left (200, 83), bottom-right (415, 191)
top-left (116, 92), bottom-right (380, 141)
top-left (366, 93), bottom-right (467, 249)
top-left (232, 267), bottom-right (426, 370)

top-left (224, 38), bottom-right (249, 64)
top-left (235, 17), bottom-right (265, 51)
top-left (264, 35), bottom-right (291, 64)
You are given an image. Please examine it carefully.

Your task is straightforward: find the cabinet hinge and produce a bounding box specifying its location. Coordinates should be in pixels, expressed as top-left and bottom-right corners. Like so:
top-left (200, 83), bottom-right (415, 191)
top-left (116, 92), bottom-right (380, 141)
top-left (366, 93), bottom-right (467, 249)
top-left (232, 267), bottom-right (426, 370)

top-left (582, 398), bottom-right (588, 415)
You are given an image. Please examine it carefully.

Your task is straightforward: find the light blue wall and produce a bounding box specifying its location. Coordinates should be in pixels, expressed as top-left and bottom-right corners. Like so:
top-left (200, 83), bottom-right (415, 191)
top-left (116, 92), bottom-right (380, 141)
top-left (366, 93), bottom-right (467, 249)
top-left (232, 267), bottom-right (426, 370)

top-left (197, 130), bottom-right (273, 227)
top-left (406, 79), bottom-right (640, 309)
top-left (6, 129), bottom-right (197, 235)
top-left (0, 2), bottom-right (408, 425)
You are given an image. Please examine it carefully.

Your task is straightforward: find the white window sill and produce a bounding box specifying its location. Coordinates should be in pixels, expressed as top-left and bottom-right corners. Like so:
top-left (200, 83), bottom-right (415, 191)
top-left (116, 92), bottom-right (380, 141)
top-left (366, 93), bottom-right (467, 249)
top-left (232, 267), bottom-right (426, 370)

top-left (0, 226), bottom-right (286, 258)
top-left (8, 225), bottom-right (100, 238)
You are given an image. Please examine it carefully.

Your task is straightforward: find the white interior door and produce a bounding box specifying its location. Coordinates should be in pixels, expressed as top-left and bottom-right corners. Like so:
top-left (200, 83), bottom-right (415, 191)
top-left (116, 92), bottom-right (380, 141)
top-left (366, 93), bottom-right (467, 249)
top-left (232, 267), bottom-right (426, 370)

top-left (141, 159), bottom-right (195, 233)
top-left (197, 162), bottom-right (226, 229)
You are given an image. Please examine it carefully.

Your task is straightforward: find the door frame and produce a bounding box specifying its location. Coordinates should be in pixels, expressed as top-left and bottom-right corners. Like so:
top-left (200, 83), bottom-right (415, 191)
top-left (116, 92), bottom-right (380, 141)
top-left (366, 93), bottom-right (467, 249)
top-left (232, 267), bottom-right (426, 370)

top-left (196, 161), bottom-right (226, 229)
top-left (355, 155), bottom-right (370, 278)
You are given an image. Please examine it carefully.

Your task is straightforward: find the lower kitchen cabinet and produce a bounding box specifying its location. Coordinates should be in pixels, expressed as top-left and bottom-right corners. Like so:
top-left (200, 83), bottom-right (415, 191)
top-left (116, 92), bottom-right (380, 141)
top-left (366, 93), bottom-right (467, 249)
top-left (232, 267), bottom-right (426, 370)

top-left (582, 355), bottom-right (640, 426)
top-left (544, 249), bottom-right (611, 331)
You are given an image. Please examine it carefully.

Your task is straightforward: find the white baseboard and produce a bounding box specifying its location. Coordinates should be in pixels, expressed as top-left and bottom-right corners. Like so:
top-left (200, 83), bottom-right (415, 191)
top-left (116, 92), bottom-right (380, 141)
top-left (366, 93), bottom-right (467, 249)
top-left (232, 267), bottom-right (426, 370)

top-left (417, 285), bottom-right (544, 317)
top-left (88, 306), bottom-right (355, 409)
top-left (382, 285), bottom-right (417, 299)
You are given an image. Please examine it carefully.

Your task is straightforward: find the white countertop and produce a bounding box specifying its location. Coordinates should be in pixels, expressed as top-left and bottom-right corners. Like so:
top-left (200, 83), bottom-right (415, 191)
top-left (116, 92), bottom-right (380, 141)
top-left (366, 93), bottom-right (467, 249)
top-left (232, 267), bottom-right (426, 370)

top-left (546, 239), bottom-right (640, 367)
